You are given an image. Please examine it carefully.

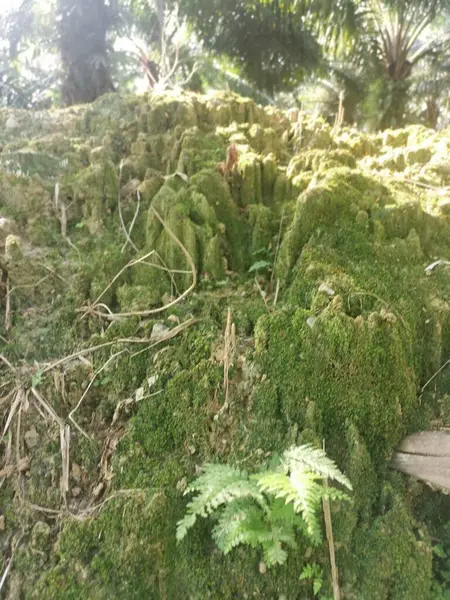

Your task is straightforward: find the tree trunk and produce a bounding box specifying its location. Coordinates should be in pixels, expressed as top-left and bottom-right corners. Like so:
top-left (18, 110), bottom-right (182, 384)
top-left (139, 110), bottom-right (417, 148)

top-left (58, 0), bottom-right (115, 106)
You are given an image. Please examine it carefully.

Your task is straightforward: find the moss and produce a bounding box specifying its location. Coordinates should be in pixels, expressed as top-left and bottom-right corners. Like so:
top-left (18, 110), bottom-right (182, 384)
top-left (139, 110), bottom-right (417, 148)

top-left (238, 150), bottom-right (262, 206)
top-left (376, 149), bottom-right (406, 171)
top-left (383, 129), bottom-right (409, 148)
top-left (275, 172), bottom-right (366, 280)
top-left (261, 153), bottom-right (277, 203)
top-left (287, 148), bottom-right (356, 178)
top-left (248, 204), bottom-right (274, 256)
top-left (405, 146), bottom-right (433, 166)
top-left (273, 171), bottom-right (292, 206)
top-left (190, 169), bottom-right (247, 271)
top-left (355, 491), bottom-right (433, 599)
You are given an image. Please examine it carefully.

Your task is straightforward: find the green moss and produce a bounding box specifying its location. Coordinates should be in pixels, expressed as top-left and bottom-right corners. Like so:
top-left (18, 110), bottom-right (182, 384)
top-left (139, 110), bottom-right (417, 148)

top-left (405, 146), bottom-right (433, 166)
top-left (238, 150), bottom-right (262, 206)
top-left (287, 148), bottom-right (356, 178)
top-left (261, 153), bottom-right (277, 203)
top-left (248, 204), bottom-right (274, 256)
top-left (190, 169), bottom-right (247, 271)
top-left (383, 129), bottom-right (409, 148)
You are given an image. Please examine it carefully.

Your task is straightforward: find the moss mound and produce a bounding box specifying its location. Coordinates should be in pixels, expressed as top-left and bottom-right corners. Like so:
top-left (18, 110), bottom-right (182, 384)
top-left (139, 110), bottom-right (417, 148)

top-left (1, 91), bottom-right (450, 599)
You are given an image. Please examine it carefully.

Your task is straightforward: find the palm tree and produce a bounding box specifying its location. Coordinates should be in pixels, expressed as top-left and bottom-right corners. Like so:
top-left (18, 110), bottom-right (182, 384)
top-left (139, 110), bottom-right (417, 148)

top-left (57, 0), bottom-right (117, 105)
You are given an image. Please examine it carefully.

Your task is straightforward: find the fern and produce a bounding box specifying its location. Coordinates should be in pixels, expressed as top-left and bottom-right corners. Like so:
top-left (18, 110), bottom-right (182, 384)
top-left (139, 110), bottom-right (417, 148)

top-left (176, 464), bottom-right (266, 542)
top-left (282, 444), bottom-right (353, 490)
top-left (212, 500), bottom-right (269, 553)
top-left (176, 444), bottom-right (352, 568)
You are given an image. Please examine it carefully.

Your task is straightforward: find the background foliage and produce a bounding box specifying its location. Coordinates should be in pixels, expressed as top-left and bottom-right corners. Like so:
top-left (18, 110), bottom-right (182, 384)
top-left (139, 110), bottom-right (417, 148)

top-left (1, 0), bottom-right (450, 128)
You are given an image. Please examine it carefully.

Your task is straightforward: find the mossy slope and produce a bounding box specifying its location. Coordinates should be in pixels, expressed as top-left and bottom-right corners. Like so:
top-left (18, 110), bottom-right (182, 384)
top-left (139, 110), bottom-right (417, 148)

top-left (0, 91), bottom-right (450, 599)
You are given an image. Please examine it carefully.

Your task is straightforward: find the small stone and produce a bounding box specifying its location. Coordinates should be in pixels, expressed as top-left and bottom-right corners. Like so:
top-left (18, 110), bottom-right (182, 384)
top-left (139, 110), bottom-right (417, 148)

top-left (18, 456), bottom-right (30, 472)
top-left (306, 316), bottom-right (317, 329)
top-left (150, 322), bottom-right (170, 340)
top-left (259, 561), bottom-right (267, 574)
top-left (5, 114), bottom-right (19, 131)
top-left (318, 282), bottom-right (335, 296)
top-left (176, 477), bottom-right (187, 492)
top-left (92, 482), bottom-right (104, 498)
top-left (147, 374), bottom-right (158, 388)
top-left (72, 486), bottom-right (82, 497)
top-left (71, 463), bottom-right (82, 482)
top-left (24, 426), bottom-right (39, 449)
top-left (0, 515), bottom-right (5, 530)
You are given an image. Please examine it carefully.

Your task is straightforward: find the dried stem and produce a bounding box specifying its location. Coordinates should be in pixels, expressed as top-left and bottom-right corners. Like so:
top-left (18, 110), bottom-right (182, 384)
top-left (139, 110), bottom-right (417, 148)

top-left (322, 440), bottom-right (340, 600)
top-left (118, 161), bottom-right (139, 253)
top-left (121, 190), bottom-right (141, 253)
top-left (5, 275), bottom-right (11, 332)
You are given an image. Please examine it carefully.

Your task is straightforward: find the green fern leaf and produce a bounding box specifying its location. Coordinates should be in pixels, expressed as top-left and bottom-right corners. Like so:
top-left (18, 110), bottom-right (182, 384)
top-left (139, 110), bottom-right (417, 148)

top-left (283, 444), bottom-right (352, 490)
top-left (212, 500), bottom-right (267, 553)
top-left (177, 464), bottom-right (267, 543)
top-left (262, 540), bottom-right (288, 566)
top-left (176, 512), bottom-right (197, 542)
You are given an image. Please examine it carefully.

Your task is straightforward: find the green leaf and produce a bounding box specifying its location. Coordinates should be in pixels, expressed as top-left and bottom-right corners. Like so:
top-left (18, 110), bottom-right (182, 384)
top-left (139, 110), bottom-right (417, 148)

top-left (263, 540), bottom-right (288, 566)
top-left (433, 543), bottom-right (446, 558)
top-left (248, 260), bottom-right (271, 273)
top-left (32, 369), bottom-right (43, 387)
top-left (313, 578), bottom-right (322, 595)
top-left (283, 444), bottom-right (353, 490)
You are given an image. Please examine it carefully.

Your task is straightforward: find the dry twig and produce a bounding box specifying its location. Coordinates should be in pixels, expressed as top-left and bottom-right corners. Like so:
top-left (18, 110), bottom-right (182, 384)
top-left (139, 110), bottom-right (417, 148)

top-left (79, 206), bottom-right (196, 320)
top-left (322, 440), bottom-right (340, 600)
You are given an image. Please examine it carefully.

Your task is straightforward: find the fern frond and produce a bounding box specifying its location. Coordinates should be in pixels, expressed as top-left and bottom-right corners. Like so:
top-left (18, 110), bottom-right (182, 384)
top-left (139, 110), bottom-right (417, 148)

top-left (283, 444), bottom-right (353, 490)
top-left (176, 512), bottom-right (197, 542)
top-left (212, 500), bottom-right (267, 553)
top-left (289, 472), bottom-right (324, 545)
top-left (256, 469), bottom-right (323, 544)
top-left (262, 540), bottom-right (288, 566)
top-left (177, 464), bottom-right (267, 542)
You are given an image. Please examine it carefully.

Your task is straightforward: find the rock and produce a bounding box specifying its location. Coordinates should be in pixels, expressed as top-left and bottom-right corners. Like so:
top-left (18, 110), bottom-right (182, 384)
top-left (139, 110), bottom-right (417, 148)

top-left (72, 486), bottom-right (82, 497)
top-left (71, 463), bottom-right (82, 482)
top-left (5, 114), bottom-right (19, 131)
top-left (318, 283), bottom-right (335, 296)
top-left (4, 235), bottom-right (23, 263)
top-left (92, 482), bottom-right (104, 498)
top-left (18, 456), bottom-right (30, 472)
top-left (24, 426), bottom-right (39, 449)
top-left (0, 217), bottom-right (18, 248)
top-left (0, 514), bottom-right (5, 530)
top-left (150, 322), bottom-right (170, 340)
top-left (176, 477), bottom-right (187, 492)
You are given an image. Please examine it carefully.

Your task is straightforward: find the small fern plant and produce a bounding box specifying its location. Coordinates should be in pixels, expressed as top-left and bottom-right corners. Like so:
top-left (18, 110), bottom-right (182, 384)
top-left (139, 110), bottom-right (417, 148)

top-left (176, 444), bottom-right (352, 567)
